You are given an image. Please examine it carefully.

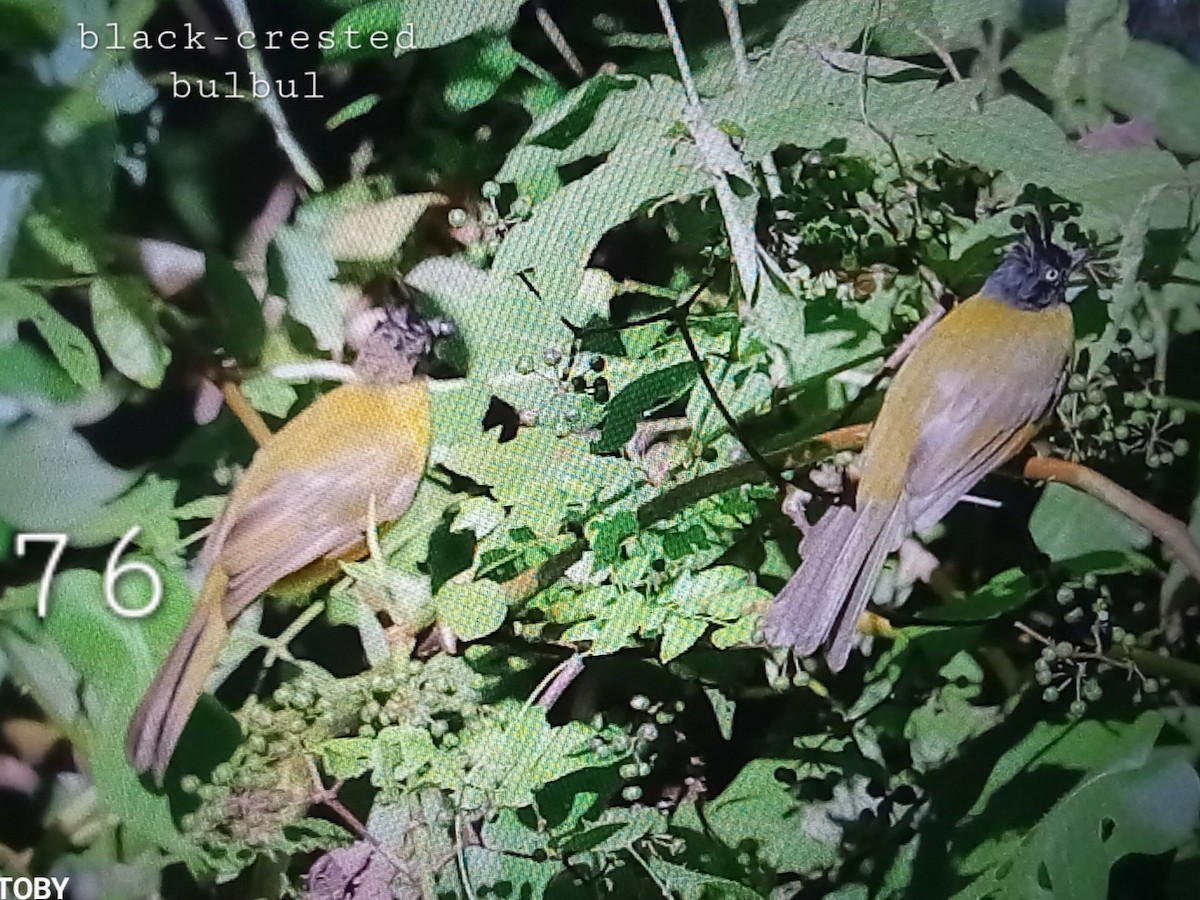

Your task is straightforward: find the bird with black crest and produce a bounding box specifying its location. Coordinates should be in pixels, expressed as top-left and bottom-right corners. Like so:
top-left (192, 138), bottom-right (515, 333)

top-left (764, 213), bottom-right (1089, 670)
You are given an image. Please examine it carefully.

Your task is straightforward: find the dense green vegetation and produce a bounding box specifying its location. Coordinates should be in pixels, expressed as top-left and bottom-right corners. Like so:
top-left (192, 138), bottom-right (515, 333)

top-left (2, 0), bottom-right (1200, 897)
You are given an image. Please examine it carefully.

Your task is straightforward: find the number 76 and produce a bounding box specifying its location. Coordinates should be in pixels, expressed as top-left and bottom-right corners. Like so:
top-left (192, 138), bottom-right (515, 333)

top-left (15, 528), bottom-right (163, 619)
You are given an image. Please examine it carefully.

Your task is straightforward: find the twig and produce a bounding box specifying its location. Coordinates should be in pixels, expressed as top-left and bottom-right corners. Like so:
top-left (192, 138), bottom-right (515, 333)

top-left (655, 0), bottom-right (700, 107)
top-left (262, 602), bottom-right (327, 671)
top-left (912, 28), bottom-right (966, 85)
top-left (718, 0), bottom-right (783, 201)
top-left (534, 3), bottom-right (585, 79)
top-left (455, 813), bottom-right (479, 900)
top-left (222, 0), bottom-right (324, 191)
top-left (628, 845), bottom-right (674, 899)
top-left (220, 381), bottom-right (273, 447)
top-left (536, 656), bottom-right (585, 710)
top-left (307, 758), bottom-right (412, 880)
top-left (675, 297), bottom-right (790, 495)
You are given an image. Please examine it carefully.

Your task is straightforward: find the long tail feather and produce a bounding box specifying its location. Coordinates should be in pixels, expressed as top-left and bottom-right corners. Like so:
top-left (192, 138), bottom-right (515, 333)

top-left (764, 500), bottom-right (902, 667)
top-left (826, 504), bottom-right (905, 670)
top-left (126, 569), bottom-right (231, 783)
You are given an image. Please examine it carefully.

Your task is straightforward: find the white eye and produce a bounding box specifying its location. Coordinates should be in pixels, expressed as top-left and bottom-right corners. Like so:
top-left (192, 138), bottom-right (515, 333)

top-left (1044, 267), bottom-right (1060, 283)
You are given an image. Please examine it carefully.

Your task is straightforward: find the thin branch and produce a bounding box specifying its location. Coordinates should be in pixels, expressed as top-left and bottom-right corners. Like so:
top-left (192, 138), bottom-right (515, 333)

top-left (655, 0), bottom-right (701, 107)
top-left (534, 3), bottom-right (585, 79)
top-left (307, 758), bottom-right (412, 881)
top-left (536, 656), bottom-right (585, 710)
top-left (912, 28), bottom-right (966, 84)
top-left (675, 298), bottom-right (790, 495)
top-left (222, 0), bottom-right (324, 191)
top-left (220, 380), bottom-right (273, 447)
top-left (718, 0), bottom-right (783, 201)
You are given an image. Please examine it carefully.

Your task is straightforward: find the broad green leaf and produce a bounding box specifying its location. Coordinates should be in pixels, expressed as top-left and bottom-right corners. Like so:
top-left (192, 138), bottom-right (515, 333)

top-left (872, 0), bottom-right (1018, 55)
top-left (0, 282), bottom-right (100, 389)
top-left (1, 568), bottom-right (207, 862)
top-left (525, 73), bottom-right (641, 151)
top-left (323, 192), bottom-right (446, 262)
top-left (1009, 31), bottom-right (1200, 156)
top-left (67, 475), bottom-right (180, 555)
top-left (444, 35), bottom-right (521, 112)
top-left (0, 333), bottom-right (85, 403)
top-left (450, 847), bottom-right (558, 900)
top-left (273, 224), bottom-right (344, 351)
top-left (463, 702), bottom-right (616, 809)
top-left (439, 403), bottom-right (627, 535)
top-left (643, 857), bottom-right (763, 900)
top-left (241, 372), bottom-right (298, 417)
top-left (659, 614), bottom-right (707, 663)
top-left (1029, 483), bottom-right (1152, 562)
top-left (324, 0), bottom-right (525, 62)
top-left (960, 713), bottom-right (1199, 900)
top-left (436, 578), bottom-right (508, 641)
top-left (90, 276), bottom-right (170, 388)
top-left (593, 362), bottom-right (697, 454)
top-left (320, 736), bottom-right (373, 780)
top-left (0, 414), bottom-right (138, 534)
top-left (702, 757), bottom-right (867, 875)
top-left (492, 136), bottom-right (707, 320)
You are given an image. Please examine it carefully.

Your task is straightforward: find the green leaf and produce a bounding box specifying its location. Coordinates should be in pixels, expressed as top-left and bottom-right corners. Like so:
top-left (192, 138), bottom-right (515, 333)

top-left (273, 224), bottom-right (344, 351)
top-left (241, 372), bottom-right (298, 417)
top-left (0, 282), bottom-right (100, 390)
top-left (320, 737), bottom-right (373, 780)
top-left (642, 856), bottom-right (764, 899)
top-left (962, 714), bottom-right (1199, 900)
top-left (1029, 483), bottom-right (1152, 562)
top-left (593, 362), bottom-right (697, 453)
top-left (0, 415), bottom-right (138, 534)
top-left (659, 614), bottom-right (707, 663)
top-left (324, 0), bottom-right (526, 62)
top-left (0, 0), bottom-right (62, 52)
top-left (463, 702), bottom-right (616, 809)
top-left (444, 35), bottom-right (521, 112)
top-left (452, 846), bottom-right (559, 900)
top-left (436, 578), bottom-right (508, 641)
top-left (0, 338), bottom-right (84, 403)
top-left (373, 723), bottom-right (437, 784)
top-left (702, 757), bottom-right (868, 875)
top-left (1, 568), bottom-right (208, 862)
top-left (588, 511), bottom-right (638, 567)
top-left (525, 73), bottom-right (641, 151)
top-left (203, 253), bottom-right (266, 364)
top-left (326, 93), bottom-right (380, 129)
top-left (90, 276), bottom-right (170, 388)
top-left (68, 474), bottom-right (180, 555)
top-left (493, 113), bottom-right (707, 318)
top-left (703, 685), bottom-right (736, 741)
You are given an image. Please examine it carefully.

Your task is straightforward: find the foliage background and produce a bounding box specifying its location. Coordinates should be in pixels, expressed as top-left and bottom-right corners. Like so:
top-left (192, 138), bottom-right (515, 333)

top-left (2, 0), bottom-right (1200, 897)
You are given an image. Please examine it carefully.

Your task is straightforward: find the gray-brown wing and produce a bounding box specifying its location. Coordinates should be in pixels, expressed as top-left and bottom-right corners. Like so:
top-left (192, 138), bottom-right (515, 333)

top-left (905, 352), bottom-right (1064, 530)
top-left (216, 445), bottom-right (419, 613)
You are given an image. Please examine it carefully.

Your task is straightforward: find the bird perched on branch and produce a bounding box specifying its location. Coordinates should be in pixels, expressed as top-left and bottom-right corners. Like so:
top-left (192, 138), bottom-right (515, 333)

top-left (764, 220), bottom-right (1086, 670)
top-left (127, 306), bottom-right (450, 782)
